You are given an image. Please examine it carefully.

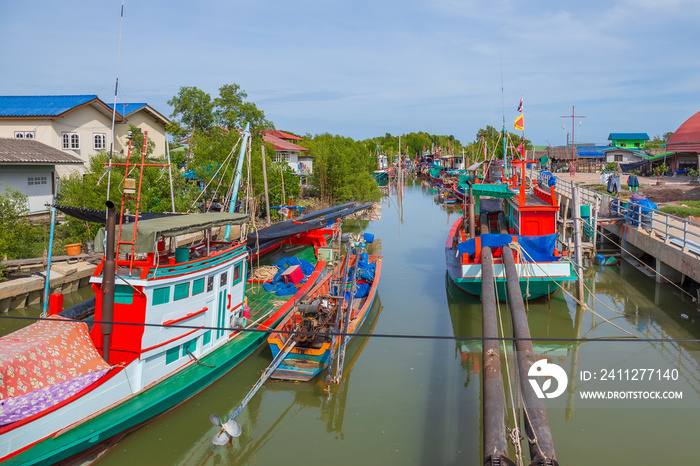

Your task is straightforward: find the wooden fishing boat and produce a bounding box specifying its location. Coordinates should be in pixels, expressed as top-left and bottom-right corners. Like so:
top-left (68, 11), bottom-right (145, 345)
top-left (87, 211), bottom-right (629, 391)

top-left (445, 160), bottom-right (575, 300)
top-left (267, 253), bottom-right (382, 382)
top-left (0, 125), bottom-right (351, 464)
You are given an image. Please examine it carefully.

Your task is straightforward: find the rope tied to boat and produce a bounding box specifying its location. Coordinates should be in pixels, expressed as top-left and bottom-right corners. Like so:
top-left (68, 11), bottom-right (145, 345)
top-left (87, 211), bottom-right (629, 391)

top-left (506, 241), bottom-right (531, 299)
top-left (493, 271), bottom-right (525, 466)
top-left (250, 265), bottom-right (278, 281)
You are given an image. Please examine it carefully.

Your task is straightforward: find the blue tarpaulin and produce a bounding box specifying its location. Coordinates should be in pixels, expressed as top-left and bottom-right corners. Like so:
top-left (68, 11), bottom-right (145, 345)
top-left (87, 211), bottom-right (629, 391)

top-left (263, 257), bottom-right (315, 296)
top-left (350, 252), bottom-right (375, 298)
top-left (457, 233), bottom-right (559, 262)
top-left (628, 197), bottom-right (657, 228)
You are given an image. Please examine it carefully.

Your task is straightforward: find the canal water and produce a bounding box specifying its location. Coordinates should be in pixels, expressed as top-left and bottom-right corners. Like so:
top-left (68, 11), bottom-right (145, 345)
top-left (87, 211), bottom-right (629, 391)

top-left (13, 178), bottom-right (700, 464)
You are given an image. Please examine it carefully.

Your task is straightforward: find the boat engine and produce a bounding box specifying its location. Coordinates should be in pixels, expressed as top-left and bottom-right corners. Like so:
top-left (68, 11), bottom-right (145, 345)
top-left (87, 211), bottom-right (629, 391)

top-left (294, 299), bottom-right (333, 343)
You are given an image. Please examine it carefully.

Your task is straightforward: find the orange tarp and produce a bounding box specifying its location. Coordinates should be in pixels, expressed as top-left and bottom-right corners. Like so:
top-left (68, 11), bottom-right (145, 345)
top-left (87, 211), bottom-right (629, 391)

top-left (0, 316), bottom-right (109, 399)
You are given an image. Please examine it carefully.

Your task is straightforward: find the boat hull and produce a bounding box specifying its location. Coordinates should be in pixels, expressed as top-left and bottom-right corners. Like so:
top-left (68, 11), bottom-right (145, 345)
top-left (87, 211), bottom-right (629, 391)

top-left (445, 247), bottom-right (575, 300)
top-left (2, 252), bottom-right (328, 465)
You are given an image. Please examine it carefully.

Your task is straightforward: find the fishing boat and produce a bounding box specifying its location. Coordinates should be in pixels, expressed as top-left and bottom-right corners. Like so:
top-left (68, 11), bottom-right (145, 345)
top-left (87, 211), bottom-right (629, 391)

top-left (267, 247), bottom-right (382, 382)
top-left (0, 127), bottom-right (349, 464)
top-left (445, 159), bottom-right (575, 300)
top-left (438, 188), bottom-right (457, 204)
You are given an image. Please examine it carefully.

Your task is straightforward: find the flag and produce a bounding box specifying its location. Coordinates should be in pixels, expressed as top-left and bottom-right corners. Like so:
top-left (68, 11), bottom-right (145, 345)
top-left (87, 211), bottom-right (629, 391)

top-left (517, 96), bottom-right (523, 113)
top-left (514, 114), bottom-right (524, 130)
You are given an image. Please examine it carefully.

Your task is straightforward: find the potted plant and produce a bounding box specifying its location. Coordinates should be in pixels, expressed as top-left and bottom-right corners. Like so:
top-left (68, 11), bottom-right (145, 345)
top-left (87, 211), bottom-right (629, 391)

top-left (653, 163), bottom-right (669, 185)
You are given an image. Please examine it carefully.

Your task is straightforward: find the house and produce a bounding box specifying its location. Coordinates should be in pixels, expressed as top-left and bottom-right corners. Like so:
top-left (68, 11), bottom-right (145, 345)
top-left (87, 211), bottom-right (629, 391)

top-left (608, 133), bottom-right (650, 149)
top-left (108, 103), bottom-right (170, 159)
top-left (0, 96), bottom-right (170, 177)
top-left (602, 147), bottom-right (647, 166)
top-left (263, 130), bottom-right (312, 174)
top-left (574, 145), bottom-right (608, 173)
top-left (0, 138), bottom-right (83, 212)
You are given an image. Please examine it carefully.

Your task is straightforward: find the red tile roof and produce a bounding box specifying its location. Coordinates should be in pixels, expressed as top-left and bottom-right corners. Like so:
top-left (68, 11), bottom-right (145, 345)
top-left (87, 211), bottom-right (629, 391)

top-left (268, 130), bottom-right (302, 141)
top-left (263, 132), bottom-right (308, 152)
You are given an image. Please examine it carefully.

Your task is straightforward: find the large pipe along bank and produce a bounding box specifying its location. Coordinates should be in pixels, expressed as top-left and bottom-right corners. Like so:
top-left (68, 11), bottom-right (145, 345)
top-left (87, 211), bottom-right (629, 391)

top-left (481, 247), bottom-right (516, 466)
top-left (502, 245), bottom-right (559, 466)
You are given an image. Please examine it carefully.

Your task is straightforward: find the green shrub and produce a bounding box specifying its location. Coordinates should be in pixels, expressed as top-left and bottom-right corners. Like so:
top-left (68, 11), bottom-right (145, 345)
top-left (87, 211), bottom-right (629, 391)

top-left (660, 205), bottom-right (700, 218)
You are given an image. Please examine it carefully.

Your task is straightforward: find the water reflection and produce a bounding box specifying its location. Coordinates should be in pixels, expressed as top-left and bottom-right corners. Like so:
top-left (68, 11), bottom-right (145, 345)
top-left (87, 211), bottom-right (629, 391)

top-left (175, 297), bottom-right (383, 465)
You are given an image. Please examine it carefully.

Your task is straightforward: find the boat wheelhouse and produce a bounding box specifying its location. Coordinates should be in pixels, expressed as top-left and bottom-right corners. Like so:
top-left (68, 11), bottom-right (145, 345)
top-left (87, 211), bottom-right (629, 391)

top-left (445, 161), bottom-right (575, 300)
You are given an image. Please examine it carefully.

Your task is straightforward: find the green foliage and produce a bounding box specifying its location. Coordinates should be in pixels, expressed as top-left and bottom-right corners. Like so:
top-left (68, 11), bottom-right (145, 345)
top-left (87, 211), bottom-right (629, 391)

top-left (300, 134), bottom-right (380, 204)
top-left (653, 163), bottom-right (669, 176)
top-left (214, 84), bottom-right (273, 136)
top-left (646, 132), bottom-right (674, 149)
top-left (168, 84), bottom-right (272, 141)
top-left (0, 185), bottom-right (43, 260)
top-left (58, 151), bottom-right (200, 243)
top-left (688, 168), bottom-right (699, 178)
top-left (660, 205), bottom-right (700, 219)
top-left (605, 162), bottom-right (619, 172)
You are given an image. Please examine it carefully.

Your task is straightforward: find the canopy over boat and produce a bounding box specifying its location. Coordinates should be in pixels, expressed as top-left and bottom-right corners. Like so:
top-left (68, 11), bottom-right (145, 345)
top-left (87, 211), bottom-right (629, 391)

top-left (95, 212), bottom-right (249, 254)
top-left (471, 184), bottom-right (517, 198)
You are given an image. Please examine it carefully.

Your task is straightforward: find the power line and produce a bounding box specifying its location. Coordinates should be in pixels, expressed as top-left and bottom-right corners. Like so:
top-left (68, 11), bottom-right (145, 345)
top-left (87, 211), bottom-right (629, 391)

top-left (1, 314), bottom-right (699, 344)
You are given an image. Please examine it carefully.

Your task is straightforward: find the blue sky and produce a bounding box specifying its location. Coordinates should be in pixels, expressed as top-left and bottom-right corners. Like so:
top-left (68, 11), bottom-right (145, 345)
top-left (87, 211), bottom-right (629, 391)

top-left (2, 0), bottom-right (699, 146)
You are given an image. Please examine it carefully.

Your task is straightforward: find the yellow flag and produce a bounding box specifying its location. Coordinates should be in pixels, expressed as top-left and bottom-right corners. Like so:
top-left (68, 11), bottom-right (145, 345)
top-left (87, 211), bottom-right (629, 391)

top-left (514, 114), bottom-right (524, 130)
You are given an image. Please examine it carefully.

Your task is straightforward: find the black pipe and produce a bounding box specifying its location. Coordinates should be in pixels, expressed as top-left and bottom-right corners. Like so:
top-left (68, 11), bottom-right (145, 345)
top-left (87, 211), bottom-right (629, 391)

top-left (102, 200), bottom-right (117, 363)
top-left (502, 246), bottom-right (559, 466)
top-left (59, 297), bottom-right (96, 321)
top-left (468, 183), bottom-right (475, 239)
top-left (497, 212), bottom-right (509, 234)
top-left (481, 247), bottom-right (516, 466)
top-left (480, 212), bottom-right (490, 236)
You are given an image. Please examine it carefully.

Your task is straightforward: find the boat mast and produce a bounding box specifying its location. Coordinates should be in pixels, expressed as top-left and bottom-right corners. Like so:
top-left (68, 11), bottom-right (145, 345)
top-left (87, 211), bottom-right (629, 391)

top-left (224, 122), bottom-right (250, 241)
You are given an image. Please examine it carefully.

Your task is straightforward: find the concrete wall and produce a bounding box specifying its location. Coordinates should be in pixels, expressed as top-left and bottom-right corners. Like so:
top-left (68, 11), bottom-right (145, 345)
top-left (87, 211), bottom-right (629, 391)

top-left (0, 165), bottom-right (55, 212)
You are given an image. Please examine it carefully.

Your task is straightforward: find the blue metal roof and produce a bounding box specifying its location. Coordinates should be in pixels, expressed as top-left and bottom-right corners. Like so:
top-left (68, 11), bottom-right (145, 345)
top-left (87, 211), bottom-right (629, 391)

top-left (0, 95), bottom-right (98, 117)
top-left (608, 133), bottom-right (650, 140)
top-left (575, 145), bottom-right (608, 158)
top-left (107, 103), bottom-right (147, 116)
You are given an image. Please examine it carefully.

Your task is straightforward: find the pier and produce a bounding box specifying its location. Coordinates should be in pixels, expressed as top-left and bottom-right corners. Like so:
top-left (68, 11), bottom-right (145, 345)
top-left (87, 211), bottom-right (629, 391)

top-left (539, 172), bottom-right (700, 288)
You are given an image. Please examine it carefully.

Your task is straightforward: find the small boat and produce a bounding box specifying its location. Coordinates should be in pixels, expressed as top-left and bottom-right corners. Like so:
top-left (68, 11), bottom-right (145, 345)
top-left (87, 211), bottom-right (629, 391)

top-left (445, 160), bottom-right (575, 300)
top-left (371, 169), bottom-right (389, 181)
top-left (267, 248), bottom-right (382, 382)
top-left (438, 188), bottom-right (457, 204)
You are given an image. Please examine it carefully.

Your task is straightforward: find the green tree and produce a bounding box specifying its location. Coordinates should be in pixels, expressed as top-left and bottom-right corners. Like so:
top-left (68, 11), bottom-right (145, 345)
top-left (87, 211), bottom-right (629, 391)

top-left (214, 84), bottom-right (273, 136)
top-left (167, 86), bottom-right (215, 134)
top-left (0, 185), bottom-right (42, 261)
top-left (301, 134), bottom-right (380, 204)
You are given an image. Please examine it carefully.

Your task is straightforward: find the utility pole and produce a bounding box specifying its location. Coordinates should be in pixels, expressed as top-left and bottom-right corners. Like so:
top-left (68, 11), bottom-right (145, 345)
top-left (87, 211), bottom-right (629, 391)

top-left (561, 105), bottom-right (586, 177)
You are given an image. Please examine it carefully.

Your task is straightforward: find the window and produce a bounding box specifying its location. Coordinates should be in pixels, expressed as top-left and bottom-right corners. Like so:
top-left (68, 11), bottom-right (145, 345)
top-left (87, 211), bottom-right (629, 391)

top-left (614, 154), bottom-right (623, 162)
top-left (274, 151), bottom-right (292, 163)
top-left (620, 143), bottom-right (626, 147)
top-left (27, 176), bottom-right (47, 186)
top-left (114, 285), bottom-right (134, 305)
top-left (94, 133), bottom-right (106, 150)
top-left (166, 346), bottom-right (179, 365)
top-left (207, 275), bottom-right (214, 292)
top-left (232, 263), bottom-right (242, 285)
top-left (14, 131), bottom-right (34, 139)
top-left (153, 287), bottom-right (170, 305)
top-left (634, 142), bottom-right (640, 148)
top-left (192, 277), bottom-right (205, 295)
top-left (174, 282), bottom-right (190, 301)
top-left (62, 132), bottom-right (80, 150)
top-left (220, 272), bottom-right (228, 287)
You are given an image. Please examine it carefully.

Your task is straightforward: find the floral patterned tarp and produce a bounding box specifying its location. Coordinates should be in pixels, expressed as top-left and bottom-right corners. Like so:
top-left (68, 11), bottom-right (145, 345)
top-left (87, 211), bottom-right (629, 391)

top-left (0, 316), bottom-right (111, 424)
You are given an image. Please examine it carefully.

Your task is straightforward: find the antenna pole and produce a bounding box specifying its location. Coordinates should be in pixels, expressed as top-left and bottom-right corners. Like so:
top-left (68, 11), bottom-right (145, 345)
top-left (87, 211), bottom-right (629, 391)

top-left (561, 105), bottom-right (586, 176)
top-left (106, 0), bottom-right (125, 201)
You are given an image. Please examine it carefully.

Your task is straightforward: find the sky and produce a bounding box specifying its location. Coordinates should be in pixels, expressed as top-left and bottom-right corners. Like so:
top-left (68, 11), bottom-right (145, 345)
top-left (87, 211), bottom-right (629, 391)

top-left (2, 0), bottom-right (700, 147)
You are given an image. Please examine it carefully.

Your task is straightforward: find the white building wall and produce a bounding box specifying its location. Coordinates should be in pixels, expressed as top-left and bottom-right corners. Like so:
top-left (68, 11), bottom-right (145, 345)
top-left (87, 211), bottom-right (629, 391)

top-left (0, 165), bottom-right (55, 213)
top-left (114, 110), bottom-right (168, 158)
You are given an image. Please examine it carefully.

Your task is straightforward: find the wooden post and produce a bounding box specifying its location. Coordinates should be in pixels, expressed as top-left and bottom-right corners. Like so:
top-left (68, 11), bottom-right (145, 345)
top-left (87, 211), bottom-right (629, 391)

top-left (261, 145), bottom-right (271, 226)
top-left (592, 195), bottom-right (600, 255)
top-left (280, 165), bottom-right (286, 210)
top-left (572, 186), bottom-right (584, 300)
